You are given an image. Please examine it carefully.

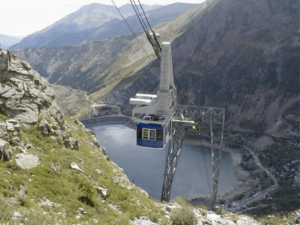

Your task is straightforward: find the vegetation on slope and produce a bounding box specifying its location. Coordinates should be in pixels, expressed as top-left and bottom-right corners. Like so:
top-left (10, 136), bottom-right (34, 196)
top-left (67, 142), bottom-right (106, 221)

top-left (0, 116), bottom-right (165, 224)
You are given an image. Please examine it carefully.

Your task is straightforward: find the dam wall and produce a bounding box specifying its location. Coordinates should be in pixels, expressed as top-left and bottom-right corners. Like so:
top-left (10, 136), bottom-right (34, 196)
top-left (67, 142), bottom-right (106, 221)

top-left (81, 116), bottom-right (130, 127)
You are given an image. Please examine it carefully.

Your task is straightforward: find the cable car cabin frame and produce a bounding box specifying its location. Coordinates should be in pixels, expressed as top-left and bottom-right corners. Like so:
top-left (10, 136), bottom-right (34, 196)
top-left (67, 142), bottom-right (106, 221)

top-left (136, 121), bottom-right (171, 149)
top-left (130, 42), bottom-right (176, 149)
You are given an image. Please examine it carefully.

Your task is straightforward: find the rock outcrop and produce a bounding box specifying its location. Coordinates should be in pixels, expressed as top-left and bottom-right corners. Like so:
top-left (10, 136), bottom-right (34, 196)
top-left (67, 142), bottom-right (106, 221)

top-left (0, 49), bottom-right (82, 159)
top-left (0, 49), bottom-right (59, 124)
top-left (0, 118), bottom-right (22, 161)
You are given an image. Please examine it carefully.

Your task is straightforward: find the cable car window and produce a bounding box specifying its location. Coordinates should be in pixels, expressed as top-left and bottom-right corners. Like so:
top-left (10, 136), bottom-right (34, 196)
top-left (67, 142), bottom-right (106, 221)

top-left (156, 130), bottom-right (162, 140)
top-left (142, 129), bottom-right (149, 139)
top-left (137, 127), bottom-right (142, 139)
top-left (149, 129), bottom-right (156, 140)
top-left (141, 128), bottom-right (157, 140)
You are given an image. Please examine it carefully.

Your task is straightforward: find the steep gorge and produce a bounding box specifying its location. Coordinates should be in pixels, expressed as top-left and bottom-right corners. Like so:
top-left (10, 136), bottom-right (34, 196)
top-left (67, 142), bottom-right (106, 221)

top-left (0, 47), bottom-right (270, 225)
top-left (2, 0), bottom-right (300, 220)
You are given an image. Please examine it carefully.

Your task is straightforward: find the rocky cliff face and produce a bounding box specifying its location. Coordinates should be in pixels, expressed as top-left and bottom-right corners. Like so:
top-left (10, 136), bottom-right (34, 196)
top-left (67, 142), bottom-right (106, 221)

top-left (0, 49), bottom-right (59, 124)
top-left (171, 0), bottom-right (299, 135)
top-left (0, 49), bottom-right (86, 156)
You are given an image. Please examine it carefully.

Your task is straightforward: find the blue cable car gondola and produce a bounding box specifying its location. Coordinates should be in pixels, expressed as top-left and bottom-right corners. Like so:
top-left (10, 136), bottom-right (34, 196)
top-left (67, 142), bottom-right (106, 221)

top-left (136, 122), bottom-right (171, 149)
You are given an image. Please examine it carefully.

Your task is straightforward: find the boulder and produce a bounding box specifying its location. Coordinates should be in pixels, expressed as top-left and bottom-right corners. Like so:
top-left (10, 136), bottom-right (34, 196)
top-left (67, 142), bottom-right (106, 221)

top-left (13, 108), bottom-right (38, 124)
top-left (15, 153), bottom-right (40, 169)
top-left (6, 122), bottom-right (15, 131)
top-left (39, 197), bottom-right (61, 207)
top-left (0, 139), bottom-right (12, 161)
top-left (39, 118), bottom-right (51, 136)
top-left (18, 185), bottom-right (26, 197)
top-left (96, 186), bottom-right (108, 199)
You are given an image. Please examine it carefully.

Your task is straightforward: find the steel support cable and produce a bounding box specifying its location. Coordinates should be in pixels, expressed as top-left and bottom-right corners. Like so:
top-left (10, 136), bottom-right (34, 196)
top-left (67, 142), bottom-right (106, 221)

top-left (111, 0), bottom-right (152, 63)
top-left (133, 0), bottom-right (150, 33)
top-left (137, 0), bottom-right (161, 50)
top-left (130, 0), bottom-right (161, 59)
top-left (130, 0), bottom-right (151, 39)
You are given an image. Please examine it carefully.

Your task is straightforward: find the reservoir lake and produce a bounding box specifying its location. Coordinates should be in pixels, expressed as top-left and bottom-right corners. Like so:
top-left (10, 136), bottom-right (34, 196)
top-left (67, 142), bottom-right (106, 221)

top-left (94, 124), bottom-right (238, 201)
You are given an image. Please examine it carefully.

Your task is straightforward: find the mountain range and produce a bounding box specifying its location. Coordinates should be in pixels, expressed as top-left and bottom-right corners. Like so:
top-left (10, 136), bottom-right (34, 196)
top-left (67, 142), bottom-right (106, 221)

top-left (12, 2), bottom-right (198, 94)
top-left (12, 0), bottom-right (300, 216)
top-left (3, 0), bottom-right (300, 219)
top-left (8, 3), bottom-right (168, 49)
top-left (0, 34), bottom-right (22, 49)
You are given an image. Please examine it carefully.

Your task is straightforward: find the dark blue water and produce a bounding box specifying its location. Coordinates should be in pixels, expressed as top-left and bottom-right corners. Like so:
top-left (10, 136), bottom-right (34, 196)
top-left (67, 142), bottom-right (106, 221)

top-left (94, 124), bottom-right (238, 201)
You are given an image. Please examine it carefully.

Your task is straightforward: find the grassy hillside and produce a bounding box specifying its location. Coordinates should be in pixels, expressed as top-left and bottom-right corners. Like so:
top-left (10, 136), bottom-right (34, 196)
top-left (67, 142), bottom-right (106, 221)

top-left (0, 116), bottom-right (165, 224)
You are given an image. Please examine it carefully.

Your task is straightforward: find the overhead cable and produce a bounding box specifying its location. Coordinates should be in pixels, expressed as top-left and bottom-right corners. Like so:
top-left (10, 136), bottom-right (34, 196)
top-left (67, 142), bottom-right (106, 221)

top-left (111, 0), bottom-right (152, 63)
top-left (130, 0), bottom-right (161, 59)
top-left (130, 0), bottom-right (151, 39)
top-left (137, 0), bottom-right (161, 50)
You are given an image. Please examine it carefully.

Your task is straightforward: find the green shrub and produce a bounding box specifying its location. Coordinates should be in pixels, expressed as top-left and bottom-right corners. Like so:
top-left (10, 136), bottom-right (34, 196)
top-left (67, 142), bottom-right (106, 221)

top-left (161, 217), bottom-right (169, 225)
top-left (174, 196), bottom-right (190, 207)
top-left (200, 210), bottom-right (207, 216)
top-left (170, 206), bottom-right (197, 225)
top-left (78, 176), bottom-right (97, 207)
top-left (149, 213), bottom-right (159, 223)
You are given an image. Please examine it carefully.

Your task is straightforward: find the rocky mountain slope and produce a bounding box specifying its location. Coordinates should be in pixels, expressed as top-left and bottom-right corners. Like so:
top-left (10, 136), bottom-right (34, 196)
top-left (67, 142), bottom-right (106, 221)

top-left (97, 0), bottom-right (299, 138)
top-left (8, 3), bottom-right (162, 50)
top-left (12, 2), bottom-right (203, 101)
top-left (103, 0), bottom-right (300, 215)
top-left (0, 48), bottom-right (273, 225)
top-left (65, 3), bottom-right (197, 47)
top-left (10, 0), bottom-right (300, 217)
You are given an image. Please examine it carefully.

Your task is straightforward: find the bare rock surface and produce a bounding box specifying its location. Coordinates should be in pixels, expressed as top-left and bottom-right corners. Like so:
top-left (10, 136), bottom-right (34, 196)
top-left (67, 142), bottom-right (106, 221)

top-left (0, 49), bottom-right (58, 124)
top-left (0, 49), bottom-right (84, 154)
top-left (15, 153), bottom-right (40, 169)
top-left (0, 139), bottom-right (12, 161)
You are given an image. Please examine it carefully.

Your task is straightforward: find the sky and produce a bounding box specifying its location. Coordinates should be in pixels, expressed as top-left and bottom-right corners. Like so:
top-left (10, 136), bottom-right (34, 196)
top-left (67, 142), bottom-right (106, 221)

top-left (0, 0), bottom-right (205, 37)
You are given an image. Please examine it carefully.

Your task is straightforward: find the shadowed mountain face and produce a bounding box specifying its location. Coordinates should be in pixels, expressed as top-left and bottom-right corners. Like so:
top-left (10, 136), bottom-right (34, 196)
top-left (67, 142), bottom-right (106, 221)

top-left (8, 3), bottom-right (163, 50)
top-left (169, 0), bottom-right (299, 132)
top-left (13, 0), bottom-right (299, 137)
top-left (116, 0), bottom-right (299, 134)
